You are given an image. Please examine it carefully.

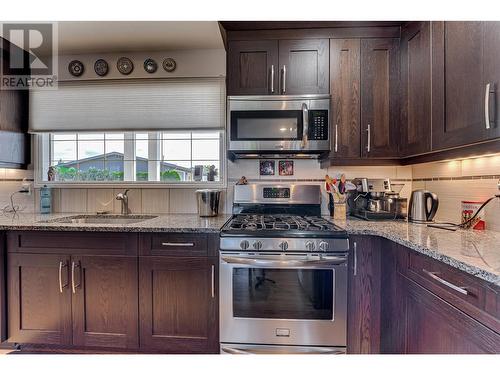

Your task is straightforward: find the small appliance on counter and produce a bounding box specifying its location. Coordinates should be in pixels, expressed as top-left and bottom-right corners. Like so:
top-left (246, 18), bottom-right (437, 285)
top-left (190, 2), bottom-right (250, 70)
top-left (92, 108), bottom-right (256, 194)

top-left (347, 178), bottom-right (407, 220)
top-left (408, 189), bottom-right (439, 223)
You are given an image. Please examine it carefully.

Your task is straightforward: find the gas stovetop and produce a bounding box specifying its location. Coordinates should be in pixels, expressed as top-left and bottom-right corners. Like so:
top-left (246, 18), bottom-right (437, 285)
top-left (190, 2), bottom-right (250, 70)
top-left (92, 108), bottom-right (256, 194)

top-left (221, 214), bottom-right (347, 238)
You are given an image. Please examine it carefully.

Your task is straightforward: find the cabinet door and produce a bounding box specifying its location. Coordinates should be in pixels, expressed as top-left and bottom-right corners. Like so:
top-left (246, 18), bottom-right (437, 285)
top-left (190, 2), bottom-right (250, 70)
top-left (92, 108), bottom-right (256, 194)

top-left (278, 39), bottom-right (329, 95)
top-left (139, 257), bottom-right (218, 353)
top-left (361, 38), bottom-right (400, 157)
top-left (432, 22), bottom-right (490, 149)
top-left (0, 233), bottom-right (6, 343)
top-left (405, 278), bottom-right (500, 354)
top-left (71, 256), bottom-right (138, 349)
top-left (227, 40), bottom-right (278, 95)
top-left (400, 22), bottom-right (432, 156)
top-left (330, 39), bottom-right (361, 158)
top-left (347, 236), bottom-right (382, 354)
top-left (8, 253), bottom-right (72, 345)
top-left (483, 21), bottom-right (500, 140)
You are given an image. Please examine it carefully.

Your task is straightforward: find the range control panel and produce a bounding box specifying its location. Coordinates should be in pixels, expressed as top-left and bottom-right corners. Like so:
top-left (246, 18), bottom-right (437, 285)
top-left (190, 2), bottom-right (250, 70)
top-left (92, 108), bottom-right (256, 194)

top-left (263, 187), bottom-right (290, 199)
top-left (308, 110), bottom-right (328, 140)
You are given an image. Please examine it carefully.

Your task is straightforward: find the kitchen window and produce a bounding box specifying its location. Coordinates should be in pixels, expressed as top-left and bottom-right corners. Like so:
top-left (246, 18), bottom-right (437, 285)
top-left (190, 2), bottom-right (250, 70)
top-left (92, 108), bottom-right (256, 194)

top-left (35, 130), bottom-right (224, 187)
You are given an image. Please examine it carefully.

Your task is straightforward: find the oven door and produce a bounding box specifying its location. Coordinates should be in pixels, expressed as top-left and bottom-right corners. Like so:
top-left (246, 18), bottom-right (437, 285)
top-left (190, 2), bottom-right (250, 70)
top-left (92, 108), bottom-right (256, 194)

top-left (228, 96), bottom-right (330, 152)
top-left (219, 252), bottom-right (347, 348)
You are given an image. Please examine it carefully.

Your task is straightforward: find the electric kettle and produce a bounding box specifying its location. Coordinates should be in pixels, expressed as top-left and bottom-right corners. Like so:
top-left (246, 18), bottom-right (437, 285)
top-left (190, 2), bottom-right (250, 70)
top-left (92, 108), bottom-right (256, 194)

top-left (408, 190), bottom-right (439, 223)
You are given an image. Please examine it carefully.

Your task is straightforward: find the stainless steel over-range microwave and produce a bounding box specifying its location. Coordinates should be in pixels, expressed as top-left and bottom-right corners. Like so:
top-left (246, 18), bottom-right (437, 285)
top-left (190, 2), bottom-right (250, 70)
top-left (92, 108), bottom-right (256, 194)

top-left (227, 95), bottom-right (330, 157)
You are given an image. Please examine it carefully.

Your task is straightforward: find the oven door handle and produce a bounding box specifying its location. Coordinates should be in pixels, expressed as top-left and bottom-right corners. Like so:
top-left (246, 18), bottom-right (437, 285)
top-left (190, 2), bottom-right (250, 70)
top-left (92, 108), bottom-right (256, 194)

top-left (221, 345), bottom-right (345, 355)
top-left (220, 255), bottom-right (347, 268)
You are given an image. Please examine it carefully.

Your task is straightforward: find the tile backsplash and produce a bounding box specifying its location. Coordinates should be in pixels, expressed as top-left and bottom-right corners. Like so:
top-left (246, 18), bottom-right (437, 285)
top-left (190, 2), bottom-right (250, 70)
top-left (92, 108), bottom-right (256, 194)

top-left (1, 153), bottom-right (498, 232)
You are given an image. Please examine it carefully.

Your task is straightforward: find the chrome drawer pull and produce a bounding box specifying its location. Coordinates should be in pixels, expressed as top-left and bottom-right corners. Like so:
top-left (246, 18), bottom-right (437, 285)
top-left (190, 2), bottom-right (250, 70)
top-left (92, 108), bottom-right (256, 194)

top-left (161, 242), bottom-right (195, 247)
top-left (423, 269), bottom-right (469, 295)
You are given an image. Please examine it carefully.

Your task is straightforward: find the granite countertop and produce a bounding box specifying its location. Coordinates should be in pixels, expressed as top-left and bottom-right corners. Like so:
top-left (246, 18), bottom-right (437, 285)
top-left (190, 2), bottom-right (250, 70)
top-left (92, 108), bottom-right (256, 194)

top-left (0, 212), bottom-right (498, 286)
top-left (333, 218), bottom-right (500, 287)
top-left (0, 212), bottom-right (231, 233)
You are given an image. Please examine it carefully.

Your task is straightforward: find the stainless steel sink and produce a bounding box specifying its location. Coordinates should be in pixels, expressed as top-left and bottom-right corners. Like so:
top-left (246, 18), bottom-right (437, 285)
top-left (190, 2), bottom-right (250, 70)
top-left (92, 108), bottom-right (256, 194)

top-left (43, 214), bottom-right (158, 225)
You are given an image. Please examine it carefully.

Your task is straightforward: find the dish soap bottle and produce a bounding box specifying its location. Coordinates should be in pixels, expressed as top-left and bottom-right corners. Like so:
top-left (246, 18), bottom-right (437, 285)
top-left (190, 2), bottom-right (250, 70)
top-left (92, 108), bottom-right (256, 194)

top-left (40, 185), bottom-right (52, 214)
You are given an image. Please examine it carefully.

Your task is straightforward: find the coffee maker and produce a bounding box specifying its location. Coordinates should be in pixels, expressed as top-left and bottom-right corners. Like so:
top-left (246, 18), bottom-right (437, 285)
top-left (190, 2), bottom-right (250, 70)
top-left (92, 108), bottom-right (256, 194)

top-left (347, 178), bottom-right (407, 220)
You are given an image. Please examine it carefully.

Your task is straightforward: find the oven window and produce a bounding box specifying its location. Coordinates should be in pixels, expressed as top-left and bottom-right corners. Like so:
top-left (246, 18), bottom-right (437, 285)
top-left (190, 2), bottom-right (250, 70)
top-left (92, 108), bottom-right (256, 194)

top-left (232, 268), bottom-right (333, 320)
top-left (231, 110), bottom-right (302, 140)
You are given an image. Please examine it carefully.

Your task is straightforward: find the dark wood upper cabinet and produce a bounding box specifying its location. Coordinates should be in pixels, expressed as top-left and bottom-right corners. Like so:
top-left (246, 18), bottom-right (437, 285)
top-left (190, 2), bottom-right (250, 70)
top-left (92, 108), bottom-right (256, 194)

top-left (0, 39), bottom-right (30, 169)
top-left (8, 253), bottom-right (72, 346)
top-left (227, 40), bottom-right (278, 95)
top-left (278, 39), bottom-right (329, 95)
top-left (483, 22), bottom-right (500, 141)
top-left (71, 256), bottom-right (139, 349)
top-left (227, 38), bottom-right (329, 95)
top-left (361, 38), bottom-right (400, 158)
top-left (400, 22), bottom-right (432, 157)
top-left (139, 256), bottom-right (219, 353)
top-left (432, 22), bottom-right (500, 150)
top-left (330, 39), bottom-right (361, 158)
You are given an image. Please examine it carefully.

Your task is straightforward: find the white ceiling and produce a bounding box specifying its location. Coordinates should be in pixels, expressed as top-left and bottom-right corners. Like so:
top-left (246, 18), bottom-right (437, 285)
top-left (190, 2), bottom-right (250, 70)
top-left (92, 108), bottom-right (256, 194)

top-left (41, 21), bottom-right (224, 55)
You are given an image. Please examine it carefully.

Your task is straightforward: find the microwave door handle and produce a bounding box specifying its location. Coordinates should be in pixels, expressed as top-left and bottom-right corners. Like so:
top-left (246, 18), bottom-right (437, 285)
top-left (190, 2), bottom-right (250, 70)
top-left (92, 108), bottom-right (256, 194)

top-left (302, 102), bottom-right (309, 148)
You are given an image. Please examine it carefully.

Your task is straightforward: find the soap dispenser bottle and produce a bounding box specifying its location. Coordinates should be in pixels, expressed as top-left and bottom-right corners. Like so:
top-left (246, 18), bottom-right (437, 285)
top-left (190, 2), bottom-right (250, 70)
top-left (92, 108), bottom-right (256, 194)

top-left (40, 185), bottom-right (52, 214)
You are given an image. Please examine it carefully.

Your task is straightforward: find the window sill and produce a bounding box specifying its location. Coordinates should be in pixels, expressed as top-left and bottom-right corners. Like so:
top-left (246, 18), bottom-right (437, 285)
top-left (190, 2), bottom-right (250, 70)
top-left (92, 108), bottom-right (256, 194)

top-left (34, 180), bottom-right (227, 189)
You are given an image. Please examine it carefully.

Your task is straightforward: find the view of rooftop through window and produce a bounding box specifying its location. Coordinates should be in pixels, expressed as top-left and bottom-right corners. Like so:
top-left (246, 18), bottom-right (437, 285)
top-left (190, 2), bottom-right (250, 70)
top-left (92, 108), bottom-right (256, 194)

top-left (41, 131), bottom-right (222, 183)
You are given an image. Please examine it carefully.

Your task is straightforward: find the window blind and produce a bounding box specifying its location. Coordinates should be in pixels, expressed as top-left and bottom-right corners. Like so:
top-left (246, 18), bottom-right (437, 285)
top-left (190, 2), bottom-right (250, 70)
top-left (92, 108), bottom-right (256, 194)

top-left (29, 77), bottom-right (225, 132)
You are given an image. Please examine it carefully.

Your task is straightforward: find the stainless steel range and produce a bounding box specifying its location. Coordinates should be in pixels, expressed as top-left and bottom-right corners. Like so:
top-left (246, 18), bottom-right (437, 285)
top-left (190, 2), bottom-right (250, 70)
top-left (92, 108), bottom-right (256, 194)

top-left (219, 184), bottom-right (349, 354)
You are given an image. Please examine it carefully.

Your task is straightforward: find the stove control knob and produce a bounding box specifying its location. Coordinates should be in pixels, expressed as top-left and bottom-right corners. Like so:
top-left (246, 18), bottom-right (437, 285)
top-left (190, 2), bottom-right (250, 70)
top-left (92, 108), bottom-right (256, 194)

top-left (279, 241), bottom-right (289, 251)
top-left (305, 241), bottom-right (315, 251)
top-left (253, 241), bottom-right (263, 250)
top-left (240, 240), bottom-right (250, 250)
top-left (319, 241), bottom-right (329, 252)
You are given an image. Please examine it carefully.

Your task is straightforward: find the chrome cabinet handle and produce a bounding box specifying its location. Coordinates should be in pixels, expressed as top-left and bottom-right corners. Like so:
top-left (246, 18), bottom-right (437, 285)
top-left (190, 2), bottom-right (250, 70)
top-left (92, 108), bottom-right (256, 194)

top-left (422, 269), bottom-right (468, 295)
top-left (71, 261), bottom-right (81, 294)
top-left (211, 264), bottom-right (215, 299)
top-left (353, 242), bottom-right (357, 276)
top-left (366, 124), bottom-right (371, 152)
top-left (485, 83), bottom-right (493, 130)
top-left (161, 242), bottom-right (194, 247)
top-left (270, 65), bottom-right (275, 93)
top-left (281, 65), bottom-right (286, 94)
top-left (334, 124), bottom-right (338, 152)
top-left (301, 102), bottom-right (309, 148)
top-left (58, 261), bottom-right (68, 293)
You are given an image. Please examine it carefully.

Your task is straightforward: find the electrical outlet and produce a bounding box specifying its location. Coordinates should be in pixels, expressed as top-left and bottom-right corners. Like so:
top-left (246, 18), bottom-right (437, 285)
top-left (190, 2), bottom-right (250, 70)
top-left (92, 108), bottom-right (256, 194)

top-left (20, 179), bottom-right (32, 195)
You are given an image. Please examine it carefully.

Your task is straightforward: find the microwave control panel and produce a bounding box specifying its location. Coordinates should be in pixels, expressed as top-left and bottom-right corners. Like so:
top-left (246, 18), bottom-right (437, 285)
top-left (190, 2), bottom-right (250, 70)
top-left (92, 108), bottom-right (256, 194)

top-left (308, 110), bottom-right (329, 140)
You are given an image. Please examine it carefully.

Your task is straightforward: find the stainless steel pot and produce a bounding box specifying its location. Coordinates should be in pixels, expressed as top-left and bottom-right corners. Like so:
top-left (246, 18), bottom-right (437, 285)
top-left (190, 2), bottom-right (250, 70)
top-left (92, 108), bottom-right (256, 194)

top-left (196, 189), bottom-right (221, 217)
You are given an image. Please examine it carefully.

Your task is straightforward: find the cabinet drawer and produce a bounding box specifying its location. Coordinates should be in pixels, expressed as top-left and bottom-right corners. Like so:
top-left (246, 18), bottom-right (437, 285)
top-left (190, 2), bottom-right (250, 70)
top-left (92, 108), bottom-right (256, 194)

top-left (407, 252), bottom-right (500, 333)
top-left (7, 231), bottom-right (138, 256)
top-left (140, 233), bottom-right (208, 256)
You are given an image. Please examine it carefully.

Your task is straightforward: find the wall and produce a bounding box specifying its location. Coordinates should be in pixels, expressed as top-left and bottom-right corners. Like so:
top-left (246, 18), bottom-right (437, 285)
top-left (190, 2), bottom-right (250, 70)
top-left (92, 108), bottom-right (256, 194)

top-left (411, 155), bottom-right (500, 232)
top-left (1, 154), bottom-right (498, 233)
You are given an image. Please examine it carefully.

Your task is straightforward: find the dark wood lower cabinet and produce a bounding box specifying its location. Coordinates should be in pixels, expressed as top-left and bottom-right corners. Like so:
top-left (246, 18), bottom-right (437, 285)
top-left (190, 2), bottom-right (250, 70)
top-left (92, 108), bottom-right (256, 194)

top-left (139, 256), bottom-right (219, 353)
top-left (347, 235), bottom-right (382, 354)
top-left (404, 278), bottom-right (500, 354)
top-left (7, 253), bottom-right (72, 346)
top-left (71, 256), bottom-right (138, 349)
